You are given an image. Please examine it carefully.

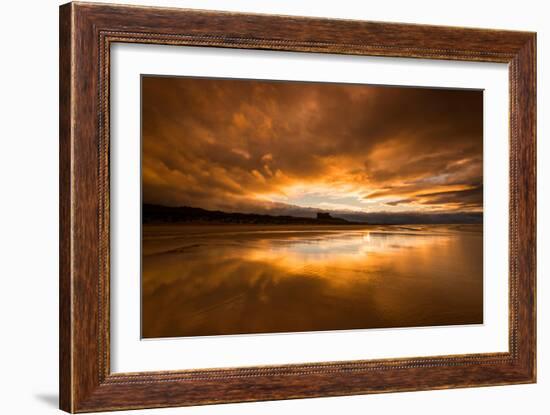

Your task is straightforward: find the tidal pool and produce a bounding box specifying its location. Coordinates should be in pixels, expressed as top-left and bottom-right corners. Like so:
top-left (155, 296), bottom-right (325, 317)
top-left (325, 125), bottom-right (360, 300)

top-left (142, 224), bottom-right (483, 338)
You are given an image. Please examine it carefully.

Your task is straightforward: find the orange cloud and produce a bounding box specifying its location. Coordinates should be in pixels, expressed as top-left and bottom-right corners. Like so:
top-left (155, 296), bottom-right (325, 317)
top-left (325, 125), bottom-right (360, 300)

top-left (142, 76), bottom-right (483, 217)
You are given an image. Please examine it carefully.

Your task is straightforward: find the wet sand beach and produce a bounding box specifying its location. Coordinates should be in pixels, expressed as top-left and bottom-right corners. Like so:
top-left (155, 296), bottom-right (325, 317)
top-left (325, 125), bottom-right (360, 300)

top-left (142, 224), bottom-right (483, 338)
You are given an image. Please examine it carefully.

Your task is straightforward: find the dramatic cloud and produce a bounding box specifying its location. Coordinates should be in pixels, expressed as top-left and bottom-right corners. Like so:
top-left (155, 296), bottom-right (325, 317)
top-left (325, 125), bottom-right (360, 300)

top-left (142, 76), bottom-right (483, 216)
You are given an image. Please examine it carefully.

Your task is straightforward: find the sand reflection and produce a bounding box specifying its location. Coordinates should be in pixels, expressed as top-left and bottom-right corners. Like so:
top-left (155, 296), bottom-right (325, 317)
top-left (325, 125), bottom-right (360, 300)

top-left (142, 224), bottom-right (482, 338)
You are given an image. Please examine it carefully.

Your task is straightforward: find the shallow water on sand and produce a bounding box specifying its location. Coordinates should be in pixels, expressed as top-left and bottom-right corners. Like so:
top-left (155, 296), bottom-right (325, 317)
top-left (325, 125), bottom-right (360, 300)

top-left (142, 224), bottom-right (483, 338)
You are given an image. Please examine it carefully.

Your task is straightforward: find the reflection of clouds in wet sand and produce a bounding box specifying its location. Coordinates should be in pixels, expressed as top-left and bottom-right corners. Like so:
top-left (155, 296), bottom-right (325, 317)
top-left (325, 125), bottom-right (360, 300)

top-left (245, 231), bottom-right (453, 270)
top-left (142, 224), bottom-right (482, 338)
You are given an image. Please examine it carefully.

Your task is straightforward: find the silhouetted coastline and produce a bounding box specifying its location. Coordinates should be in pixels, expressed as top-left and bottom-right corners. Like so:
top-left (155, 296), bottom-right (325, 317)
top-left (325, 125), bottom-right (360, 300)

top-left (143, 204), bottom-right (482, 225)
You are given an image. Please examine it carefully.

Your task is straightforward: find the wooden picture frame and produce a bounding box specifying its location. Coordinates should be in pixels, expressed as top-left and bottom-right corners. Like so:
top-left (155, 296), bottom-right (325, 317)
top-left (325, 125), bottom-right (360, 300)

top-left (59, 2), bottom-right (536, 412)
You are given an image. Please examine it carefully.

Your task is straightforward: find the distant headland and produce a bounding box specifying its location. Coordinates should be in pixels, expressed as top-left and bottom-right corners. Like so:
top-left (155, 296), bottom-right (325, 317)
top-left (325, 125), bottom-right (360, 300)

top-left (143, 204), bottom-right (352, 225)
top-left (142, 204), bottom-right (482, 225)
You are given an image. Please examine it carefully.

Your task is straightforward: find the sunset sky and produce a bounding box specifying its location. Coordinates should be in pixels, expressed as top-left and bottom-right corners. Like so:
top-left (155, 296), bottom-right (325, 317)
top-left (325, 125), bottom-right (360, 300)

top-left (142, 76), bottom-right (483, 217)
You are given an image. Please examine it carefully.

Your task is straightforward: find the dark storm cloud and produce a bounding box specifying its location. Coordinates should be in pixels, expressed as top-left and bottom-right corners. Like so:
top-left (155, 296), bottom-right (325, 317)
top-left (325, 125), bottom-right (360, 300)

top-left (142, 76), bottom-right (483, 215)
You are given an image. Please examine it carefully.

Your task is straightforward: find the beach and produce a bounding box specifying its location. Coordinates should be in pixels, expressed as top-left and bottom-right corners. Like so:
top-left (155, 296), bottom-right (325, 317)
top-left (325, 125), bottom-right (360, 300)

top-left (142, 224), bottom-right (483, 338)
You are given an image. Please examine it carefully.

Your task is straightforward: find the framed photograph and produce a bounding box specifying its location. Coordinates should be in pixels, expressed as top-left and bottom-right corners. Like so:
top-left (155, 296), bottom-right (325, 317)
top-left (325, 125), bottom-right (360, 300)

top-left (59, 2), bottom-right (536, 412)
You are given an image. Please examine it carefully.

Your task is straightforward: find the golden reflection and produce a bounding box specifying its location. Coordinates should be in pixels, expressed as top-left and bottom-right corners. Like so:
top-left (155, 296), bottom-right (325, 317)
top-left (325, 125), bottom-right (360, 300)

top-left (242, 230), bottom-right (453, 284)
top-left (142, 224), bottom-right (483, 338)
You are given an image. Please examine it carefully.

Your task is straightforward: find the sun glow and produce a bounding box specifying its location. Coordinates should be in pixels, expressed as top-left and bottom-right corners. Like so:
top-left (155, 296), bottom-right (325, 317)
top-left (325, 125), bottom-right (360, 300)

top-left (142, 76), bottom-right (483, 218)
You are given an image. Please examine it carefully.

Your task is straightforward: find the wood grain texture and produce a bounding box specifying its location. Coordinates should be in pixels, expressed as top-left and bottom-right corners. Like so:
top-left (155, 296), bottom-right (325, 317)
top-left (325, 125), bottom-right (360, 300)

top-left (59, 3), bottom-right (73, 411)
top-left (59, 2), bottom-right (536, 412)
